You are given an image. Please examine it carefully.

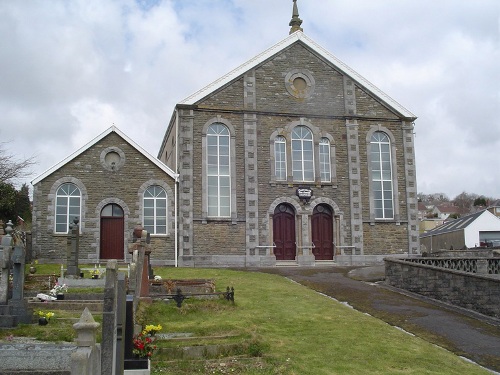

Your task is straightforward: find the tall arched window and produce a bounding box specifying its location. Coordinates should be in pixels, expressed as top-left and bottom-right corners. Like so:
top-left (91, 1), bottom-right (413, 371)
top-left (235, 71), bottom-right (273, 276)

top-left (291, 126), bottom-right (314, 182)
top-left (207, 123), bottom-right (231, 217)
top-left (55, 183), bottom-right (81, 233)
top-left (143, 185), bottom-right (167, 234)
top-left (370, 131), bottom-right (394, 219)
top-left (319, 137), bottom-right (331, 183)
top-left (274, 135), bottom-right (287, 181)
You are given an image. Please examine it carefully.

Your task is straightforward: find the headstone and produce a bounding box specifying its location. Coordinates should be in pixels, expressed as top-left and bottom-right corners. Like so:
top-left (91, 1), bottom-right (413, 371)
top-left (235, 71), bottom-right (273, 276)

top-left (0, 222), bottom-right (12, 305)
top-left (0, 220), bottom-right (32, 327)
top-left (66, 217), bottom-right (81, 277)
top-left (115, 273), bottom-right (126, 375)
top-left (101, 260), bottom-right (118, 375)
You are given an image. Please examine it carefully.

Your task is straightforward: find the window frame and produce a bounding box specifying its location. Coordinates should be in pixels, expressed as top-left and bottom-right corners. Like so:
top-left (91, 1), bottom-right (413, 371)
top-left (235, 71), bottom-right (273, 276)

top-left (291, 125), bottom-right (314, 182)
top-left (274, 135), bottom-right (287, 181)
top-left (319, 137), bottom-right (331, 183)
top-left (206, 122), bottom-right (231, 218)
top-left (55, 182), bottom-right (81, 234)
top-left (370, 131), bottom-right (395, 220)
top-left (143, 185), bottom-right (168, 235)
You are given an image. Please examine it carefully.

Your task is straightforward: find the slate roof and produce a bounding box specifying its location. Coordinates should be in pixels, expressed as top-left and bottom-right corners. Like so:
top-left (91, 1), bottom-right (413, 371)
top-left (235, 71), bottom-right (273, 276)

top-left (420, 210), bottom-right (493, 238)
top-left (32, 126), bottom-right (178, 185)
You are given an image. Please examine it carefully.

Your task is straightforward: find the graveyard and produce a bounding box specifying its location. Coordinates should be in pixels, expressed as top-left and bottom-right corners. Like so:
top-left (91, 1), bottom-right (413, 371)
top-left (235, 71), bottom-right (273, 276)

top-left (0, 220), bottom-right (496, 374)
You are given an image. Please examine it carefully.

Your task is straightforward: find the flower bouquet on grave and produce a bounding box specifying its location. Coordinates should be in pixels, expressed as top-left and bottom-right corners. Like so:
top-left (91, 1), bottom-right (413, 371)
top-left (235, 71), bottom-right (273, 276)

top-left (49, 282), bottom-right (68, 299)
top-left (36, 310), bottom-right (54, 325)
top-left (132, 331), bottom-right (159, 358)
top-left (142, 324), bottom-right (162, 336)
top-left (91, 269), bottom-right (101, 279)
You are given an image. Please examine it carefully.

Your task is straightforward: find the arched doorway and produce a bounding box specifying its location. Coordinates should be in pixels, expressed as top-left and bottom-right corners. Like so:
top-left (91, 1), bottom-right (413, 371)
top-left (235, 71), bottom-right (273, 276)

top-left (312, 204), bottom-right (334, 260)
top-left (100, 203), bottom-right (124, 260)
top-left (273, 203), bottom-right (296, 260)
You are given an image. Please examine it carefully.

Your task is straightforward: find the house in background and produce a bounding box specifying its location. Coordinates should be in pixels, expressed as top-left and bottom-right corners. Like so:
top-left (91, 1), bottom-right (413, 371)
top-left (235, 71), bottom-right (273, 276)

top-left (487, 200), bottom-right (500, 218)
top-left (31, 126), bottom-right (178, 265)
top-left (420, 209), bottom-right (500, 252)
top-left (158, 2), bottom-right (419, 267)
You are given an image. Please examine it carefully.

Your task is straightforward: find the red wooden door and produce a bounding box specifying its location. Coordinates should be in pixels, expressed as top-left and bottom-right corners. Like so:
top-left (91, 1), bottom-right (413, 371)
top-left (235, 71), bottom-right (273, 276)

top-left (273, 204), bottom-right (296, 260)
top-left (312, 204), bottom-right (334, 260)
top-left (100, 204), bottom-right (124, 260)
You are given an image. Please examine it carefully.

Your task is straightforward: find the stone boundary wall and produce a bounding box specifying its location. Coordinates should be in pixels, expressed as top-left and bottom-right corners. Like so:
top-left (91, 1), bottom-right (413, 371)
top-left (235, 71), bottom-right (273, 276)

top-left (384, 258), bottom-right (500, 318)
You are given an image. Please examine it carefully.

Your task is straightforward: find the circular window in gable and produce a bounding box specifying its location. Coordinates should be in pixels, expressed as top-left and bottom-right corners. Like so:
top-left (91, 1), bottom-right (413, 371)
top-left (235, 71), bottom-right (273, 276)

top-left (285, 69), bottom-right (315, 99)
top-left (100, 147), bottom-right (126, 171)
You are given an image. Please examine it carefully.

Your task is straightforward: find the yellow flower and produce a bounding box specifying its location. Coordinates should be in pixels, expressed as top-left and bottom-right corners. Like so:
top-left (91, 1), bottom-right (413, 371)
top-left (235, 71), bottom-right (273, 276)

top-left (143, 324), bottom-right (162, 335)
top-left (37, 310), bottom-right (55, 320)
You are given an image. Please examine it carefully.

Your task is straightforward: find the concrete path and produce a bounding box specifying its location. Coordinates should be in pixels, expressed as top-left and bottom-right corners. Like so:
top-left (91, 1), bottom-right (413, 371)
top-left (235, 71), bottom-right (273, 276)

top-left (256, 266), bottom-right (500, 374)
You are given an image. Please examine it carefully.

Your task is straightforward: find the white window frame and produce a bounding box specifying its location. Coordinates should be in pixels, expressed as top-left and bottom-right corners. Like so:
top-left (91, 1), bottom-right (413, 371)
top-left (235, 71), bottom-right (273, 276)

top-left (370, 131), bottom-right (394, 219)
top-left (319, 137), bottom-right (331, 183)
top-left (274, 135), bottom-right (287, 181)
top-left (291, 125), bottom-right (314, 182)
top-left (207, 123), bottom-right (231, 218)
top-left (55, 182), bottom-right (81, 234)
top-left (143, 185), bottom-right (167, 235)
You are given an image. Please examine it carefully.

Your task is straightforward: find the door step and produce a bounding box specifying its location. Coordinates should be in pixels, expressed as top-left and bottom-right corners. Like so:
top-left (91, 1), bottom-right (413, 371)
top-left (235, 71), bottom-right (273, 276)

top-left (275, 261), bottom-right (299, 267)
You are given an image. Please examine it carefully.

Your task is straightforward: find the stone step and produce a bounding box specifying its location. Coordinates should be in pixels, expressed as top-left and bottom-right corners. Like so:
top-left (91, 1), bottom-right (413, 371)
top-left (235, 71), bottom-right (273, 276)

top-left (28, 300), bottom-right (103, 313)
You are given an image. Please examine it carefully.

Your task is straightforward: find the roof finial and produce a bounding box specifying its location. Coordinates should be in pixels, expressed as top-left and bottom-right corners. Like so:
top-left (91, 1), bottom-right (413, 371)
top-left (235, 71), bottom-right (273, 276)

top-left (289, 0), bottom-right (303, 34)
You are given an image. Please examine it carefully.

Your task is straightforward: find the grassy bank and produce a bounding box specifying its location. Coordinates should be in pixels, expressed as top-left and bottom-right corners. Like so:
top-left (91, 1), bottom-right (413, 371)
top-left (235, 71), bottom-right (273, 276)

top-left (143, 268), bottom-right (489, 374)
top-left (2, 265), bottom-right (491, 374)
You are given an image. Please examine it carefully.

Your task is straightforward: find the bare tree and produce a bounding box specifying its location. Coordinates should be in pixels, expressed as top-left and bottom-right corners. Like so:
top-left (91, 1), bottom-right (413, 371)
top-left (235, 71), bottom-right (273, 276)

top-left (0, 142), bottom-right (37, 184)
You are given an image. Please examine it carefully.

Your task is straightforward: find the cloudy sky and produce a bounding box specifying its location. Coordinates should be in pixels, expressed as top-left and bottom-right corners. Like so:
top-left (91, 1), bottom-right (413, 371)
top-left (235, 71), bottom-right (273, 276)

top-left (1, 0), bottom-right (498, 200)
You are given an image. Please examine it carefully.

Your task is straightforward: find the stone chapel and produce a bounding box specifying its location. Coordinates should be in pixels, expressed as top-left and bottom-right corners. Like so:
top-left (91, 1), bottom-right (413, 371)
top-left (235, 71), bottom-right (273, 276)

top-left (157, 0), bottom-right (419, 267)
top-left (32, 1), bottom-right (419, 267)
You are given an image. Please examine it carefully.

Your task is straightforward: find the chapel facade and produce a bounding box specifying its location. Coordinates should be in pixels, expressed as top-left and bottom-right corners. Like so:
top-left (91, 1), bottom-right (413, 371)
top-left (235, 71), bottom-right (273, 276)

top-left (158, 2), bottom-right (420, 267)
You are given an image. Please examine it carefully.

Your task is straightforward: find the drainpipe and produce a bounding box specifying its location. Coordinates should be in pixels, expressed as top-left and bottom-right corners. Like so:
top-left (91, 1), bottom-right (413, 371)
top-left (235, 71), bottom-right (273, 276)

top-left (174, 108), bottom-right (179, 267)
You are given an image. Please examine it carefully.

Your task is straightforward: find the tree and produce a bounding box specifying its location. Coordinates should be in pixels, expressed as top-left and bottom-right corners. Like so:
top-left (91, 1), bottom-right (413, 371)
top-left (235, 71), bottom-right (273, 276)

top-left (0, 142), bottom-right (36, 184)
top-left (473, 196), bottom-right (487, 207)
top-left (0, 182), bottom-right (31, 226)
top-left (452, 191), bottom-right (478, 213)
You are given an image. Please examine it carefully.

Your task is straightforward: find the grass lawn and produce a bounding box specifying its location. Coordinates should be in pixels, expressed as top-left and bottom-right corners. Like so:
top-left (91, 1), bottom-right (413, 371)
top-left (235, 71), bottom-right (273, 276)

top-left (143, 268), bottom-right (490, 374)
top-left (2, 265), bottom-right (491, 374)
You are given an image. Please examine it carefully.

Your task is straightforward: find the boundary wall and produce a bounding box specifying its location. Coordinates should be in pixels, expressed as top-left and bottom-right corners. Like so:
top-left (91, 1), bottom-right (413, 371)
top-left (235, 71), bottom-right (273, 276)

top-left (384, 257), bottom-right (500, 318)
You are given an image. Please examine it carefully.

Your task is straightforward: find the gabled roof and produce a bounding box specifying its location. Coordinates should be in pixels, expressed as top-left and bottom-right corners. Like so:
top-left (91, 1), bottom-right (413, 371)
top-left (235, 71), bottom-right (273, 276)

top-left (32, 126), bottom-right (178, 185)
top-left (179, 31), bottom-right (416, 120)
top-left (420, 209), bottom-right (499, 238)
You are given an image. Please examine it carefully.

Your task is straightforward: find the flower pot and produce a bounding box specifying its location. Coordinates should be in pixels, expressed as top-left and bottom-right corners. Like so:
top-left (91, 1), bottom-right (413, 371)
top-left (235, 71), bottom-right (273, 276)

top-left (38, 317), bottom-right (48, 326)
top-left (56, 294), bottom-right (65, 300)
top-left (29, 266), bottom-right (37, 274)
top-left (124, 358), bottom-right (150, 372)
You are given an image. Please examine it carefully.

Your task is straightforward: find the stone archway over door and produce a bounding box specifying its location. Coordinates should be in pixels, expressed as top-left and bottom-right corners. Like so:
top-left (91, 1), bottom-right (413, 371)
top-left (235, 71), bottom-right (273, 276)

top-left (312, 204), bottom-right (334, 260)
top-left (273, 203), bottom-right (296, 260)
top-left (100, 203), bottom-right (124, 260)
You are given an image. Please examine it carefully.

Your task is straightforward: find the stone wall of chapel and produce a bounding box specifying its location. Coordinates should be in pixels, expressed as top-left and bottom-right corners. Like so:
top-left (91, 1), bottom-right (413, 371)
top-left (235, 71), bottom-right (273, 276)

top-left (254, 44), bottom-right (346, 116)
top-left (197, 78), bottom-right (245, 110)
top-left (192, 222), bottom-right (246, 256)
top-left (32, 132), bottom-right (176, 264)
top-left (363, 223), bottom-right (409, 255)
top-left (355, 86), bottom-right (400, 120)
top-left (185, 42), bottom-right (412, 258)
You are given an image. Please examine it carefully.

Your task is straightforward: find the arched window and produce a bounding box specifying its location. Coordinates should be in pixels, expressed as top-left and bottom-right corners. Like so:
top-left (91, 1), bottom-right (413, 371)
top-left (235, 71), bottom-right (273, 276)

top-left (274, 135), bottom-right (287, 181)
top-left (143, 185), bottom-right (167, 234)
top-left (207, 123), bottom-right (231, 217)
top-left (55, 183), bottom-right (81, 233)
top-left (291, 126), bottom-right (314, 182)
top-left (370, 131), bottom-right (394, 219)
top-left (319, 137), bottom-right (331, 182)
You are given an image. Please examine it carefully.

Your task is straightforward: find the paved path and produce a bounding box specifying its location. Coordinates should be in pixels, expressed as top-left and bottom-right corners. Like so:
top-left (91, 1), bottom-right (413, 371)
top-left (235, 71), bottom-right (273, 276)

top-left (256, 266), bottom-right (500, 373)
